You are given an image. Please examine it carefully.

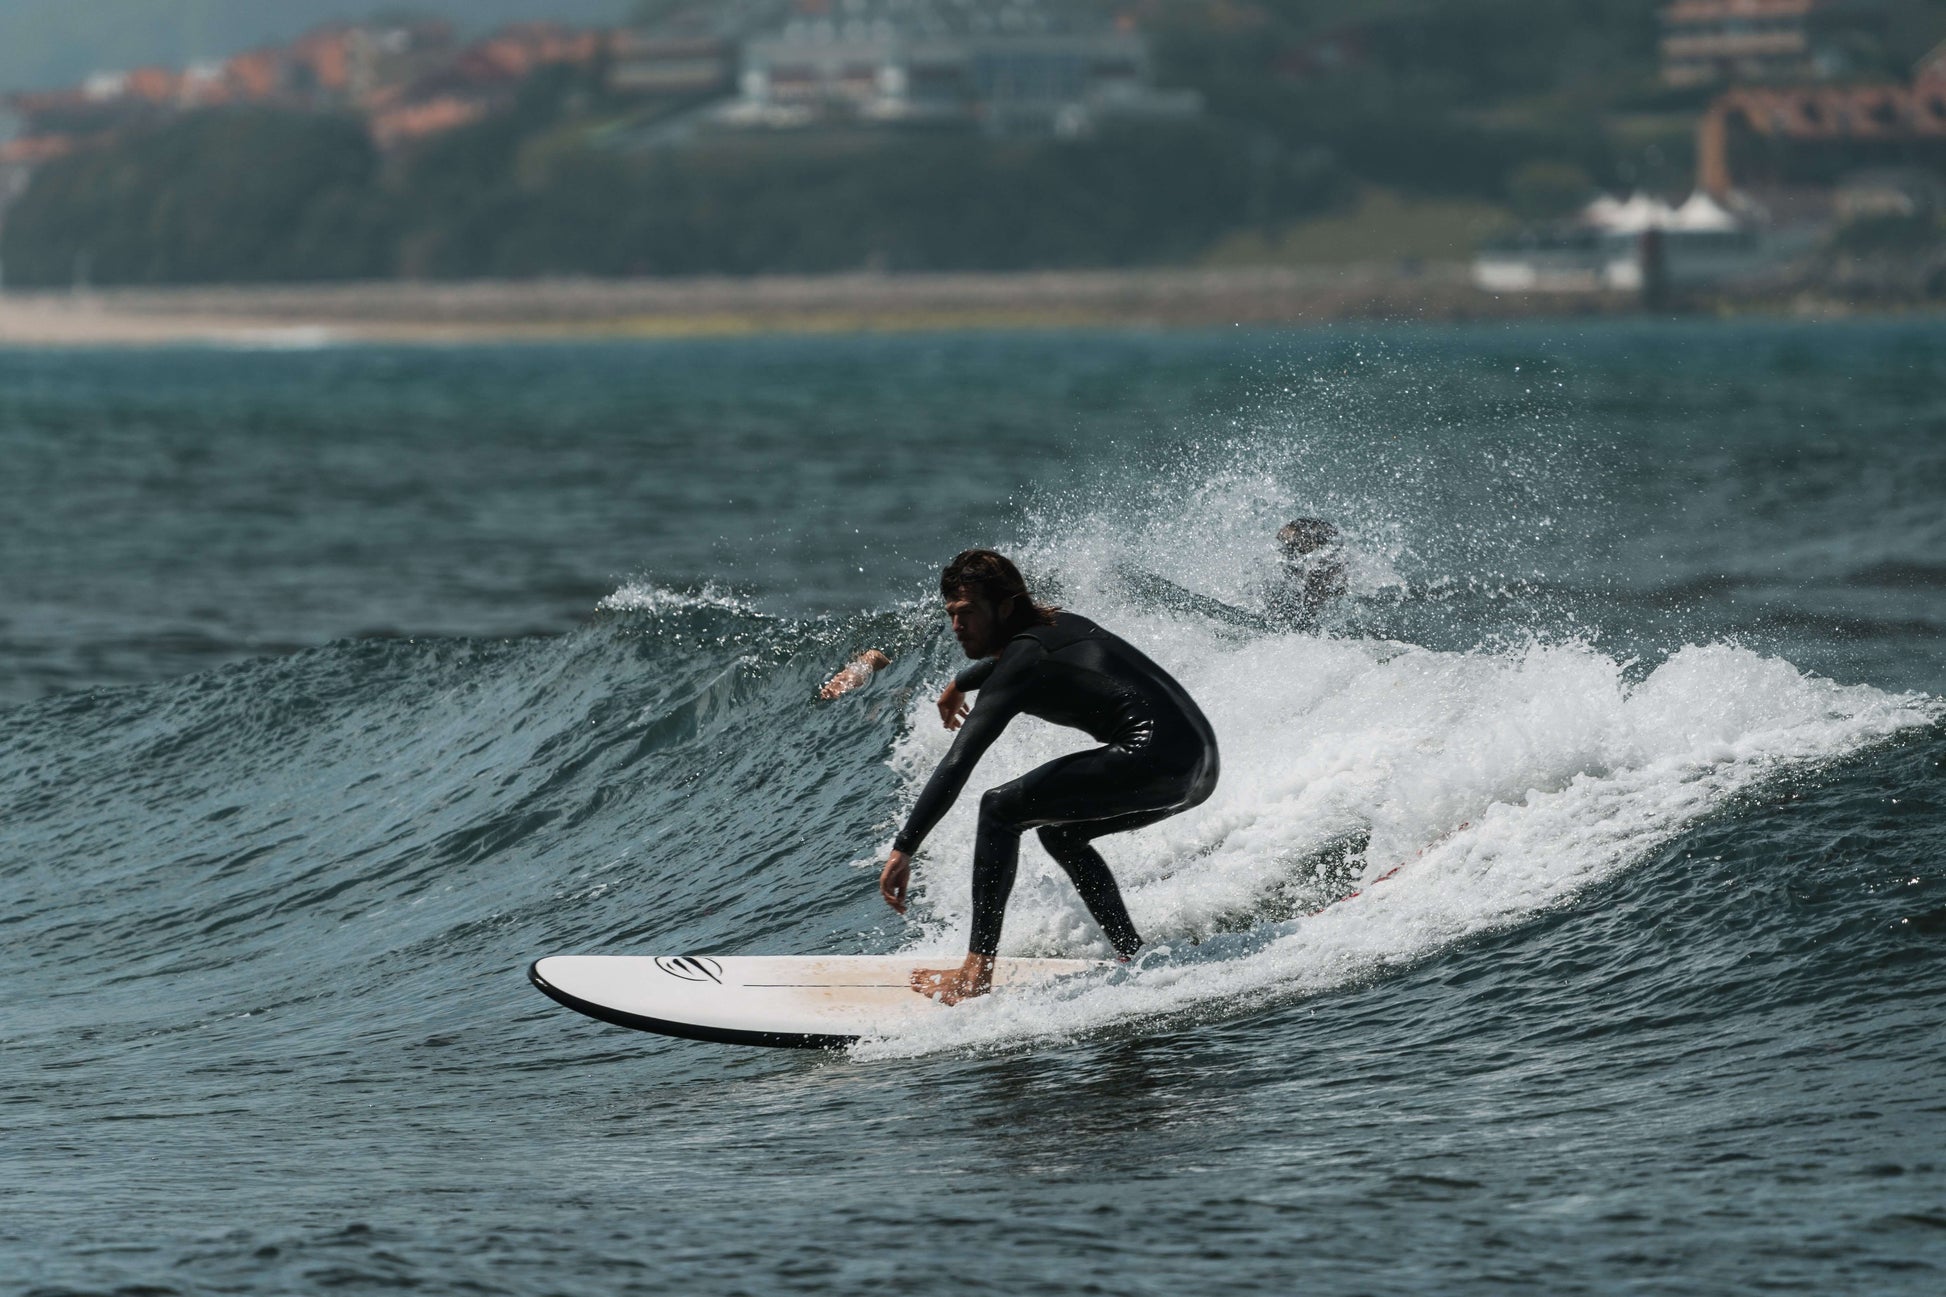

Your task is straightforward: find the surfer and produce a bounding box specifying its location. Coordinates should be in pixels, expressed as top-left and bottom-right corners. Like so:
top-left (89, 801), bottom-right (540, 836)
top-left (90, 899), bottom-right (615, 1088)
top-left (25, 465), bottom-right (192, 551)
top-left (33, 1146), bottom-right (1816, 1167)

top-left (878, 549), bottom-right (1219, 1003)
top-left (1263, 518), bottom-right (1348, 631)
top-left (1108, 518), bottom-right (1348, 634)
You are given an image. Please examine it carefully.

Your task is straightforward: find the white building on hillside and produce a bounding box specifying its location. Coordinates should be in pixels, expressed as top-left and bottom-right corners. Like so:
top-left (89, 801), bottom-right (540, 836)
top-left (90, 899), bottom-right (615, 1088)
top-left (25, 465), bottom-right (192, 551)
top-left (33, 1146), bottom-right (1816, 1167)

top-left (1474, 189), bottom-right (1821, 293)
top-left (721, 0), bottom-right (1198, 136)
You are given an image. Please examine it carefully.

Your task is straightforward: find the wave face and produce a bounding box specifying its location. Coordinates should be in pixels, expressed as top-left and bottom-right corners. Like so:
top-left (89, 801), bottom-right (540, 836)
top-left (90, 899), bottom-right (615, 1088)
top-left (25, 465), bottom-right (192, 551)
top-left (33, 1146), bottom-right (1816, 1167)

top-left (3, 324), bottom-right (1945, 1296)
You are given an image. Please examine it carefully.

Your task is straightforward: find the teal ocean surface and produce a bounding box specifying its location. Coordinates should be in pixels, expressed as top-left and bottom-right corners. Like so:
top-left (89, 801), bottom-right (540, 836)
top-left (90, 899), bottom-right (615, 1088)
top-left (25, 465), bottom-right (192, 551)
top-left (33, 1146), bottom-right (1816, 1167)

top-left (2, 321), bottom-right (1943, 1294)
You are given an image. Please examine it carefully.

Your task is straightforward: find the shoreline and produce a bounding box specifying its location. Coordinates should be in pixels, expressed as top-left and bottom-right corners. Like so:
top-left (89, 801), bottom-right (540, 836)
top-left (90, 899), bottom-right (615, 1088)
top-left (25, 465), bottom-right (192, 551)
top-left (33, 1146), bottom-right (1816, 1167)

top-left (0, 263), bottom-right (1917, 346)
top-left (0, 264), bottom-right (1642, 346)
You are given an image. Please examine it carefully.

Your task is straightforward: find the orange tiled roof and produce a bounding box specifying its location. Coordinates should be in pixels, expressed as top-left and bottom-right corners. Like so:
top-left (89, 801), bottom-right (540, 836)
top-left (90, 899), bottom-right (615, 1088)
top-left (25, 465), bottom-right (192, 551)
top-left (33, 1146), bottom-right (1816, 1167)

top-left (224, 50), bottom-right (284, 100)
top-left (1714, 82), bottom-right (1946, 139)
top-left (290, 29), bottom-right (353, 91)
top-left (370, 95), bottom-right (488, 149)
top-left (123, 67), bottom-right (183, 102)
top-left (459, 26), bottom-right (603, 83)
top-left (0, 134), bottom-right (78, 164)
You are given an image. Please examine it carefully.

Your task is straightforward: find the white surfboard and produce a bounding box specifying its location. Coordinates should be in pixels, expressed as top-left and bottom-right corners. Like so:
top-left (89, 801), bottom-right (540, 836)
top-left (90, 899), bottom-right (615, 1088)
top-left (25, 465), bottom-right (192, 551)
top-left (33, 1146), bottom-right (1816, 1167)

top-left (528, 954), bottom-right (1105, 1048)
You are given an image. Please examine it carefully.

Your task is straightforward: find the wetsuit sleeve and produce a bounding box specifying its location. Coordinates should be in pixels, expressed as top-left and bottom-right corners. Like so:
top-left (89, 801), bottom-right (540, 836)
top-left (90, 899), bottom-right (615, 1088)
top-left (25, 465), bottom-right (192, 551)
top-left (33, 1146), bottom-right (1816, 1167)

top-left (954, 658), bottom-right (998, 692)
top-left (892, 641), bottom-right (1038, 855)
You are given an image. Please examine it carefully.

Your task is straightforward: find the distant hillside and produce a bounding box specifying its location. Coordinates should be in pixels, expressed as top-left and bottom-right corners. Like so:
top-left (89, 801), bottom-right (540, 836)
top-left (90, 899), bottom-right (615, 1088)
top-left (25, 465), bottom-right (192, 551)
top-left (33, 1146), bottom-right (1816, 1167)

top-left (6, 0), bottom-right (1943, 286)
top-left (0, 0), bottom-right (628, 95)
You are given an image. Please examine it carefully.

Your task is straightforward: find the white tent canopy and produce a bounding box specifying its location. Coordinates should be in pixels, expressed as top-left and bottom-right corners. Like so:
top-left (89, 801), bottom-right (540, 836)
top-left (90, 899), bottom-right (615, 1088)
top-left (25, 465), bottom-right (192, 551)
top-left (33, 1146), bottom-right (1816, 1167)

top-left (1670, 190), bottom-right (1739, 230)
top-left (1582, 190), bottom-right (1740, 233)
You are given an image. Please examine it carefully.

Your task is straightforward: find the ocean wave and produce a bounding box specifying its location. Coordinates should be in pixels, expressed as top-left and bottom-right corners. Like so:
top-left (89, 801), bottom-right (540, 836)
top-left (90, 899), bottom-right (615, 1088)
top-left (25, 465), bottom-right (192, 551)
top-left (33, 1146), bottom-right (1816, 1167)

top-left (6, 520), bottom-right (1933, 1070)
top-left (862, 611), bottom-right (1937, 1056)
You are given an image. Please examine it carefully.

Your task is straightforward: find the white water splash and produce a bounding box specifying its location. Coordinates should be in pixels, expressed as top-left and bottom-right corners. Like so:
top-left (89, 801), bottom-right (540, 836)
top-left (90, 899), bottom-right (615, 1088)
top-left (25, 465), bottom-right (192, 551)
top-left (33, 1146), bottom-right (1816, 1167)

top-left (597, 580), bottom-right (757, 616)
top-left (861, 615), bottom-right (1936, 1058)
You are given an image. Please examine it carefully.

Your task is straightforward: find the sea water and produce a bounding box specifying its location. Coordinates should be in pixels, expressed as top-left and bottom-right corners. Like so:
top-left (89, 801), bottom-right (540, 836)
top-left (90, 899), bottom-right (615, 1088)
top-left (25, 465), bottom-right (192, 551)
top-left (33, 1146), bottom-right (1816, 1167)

top-left (2, 320), bottom-right (1942, 1294)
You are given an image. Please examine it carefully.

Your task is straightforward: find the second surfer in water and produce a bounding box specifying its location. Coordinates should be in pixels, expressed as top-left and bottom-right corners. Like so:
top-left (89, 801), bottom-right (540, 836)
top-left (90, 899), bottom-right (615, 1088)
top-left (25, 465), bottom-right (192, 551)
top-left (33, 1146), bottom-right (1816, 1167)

top-left (879, 549), bottom-right (1220, 1003)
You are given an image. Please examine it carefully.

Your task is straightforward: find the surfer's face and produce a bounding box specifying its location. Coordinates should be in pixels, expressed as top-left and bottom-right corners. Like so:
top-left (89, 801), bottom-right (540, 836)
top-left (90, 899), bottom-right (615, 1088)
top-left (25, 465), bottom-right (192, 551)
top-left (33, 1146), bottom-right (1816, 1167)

top-left (945, 589), bottom-right (1007, 659)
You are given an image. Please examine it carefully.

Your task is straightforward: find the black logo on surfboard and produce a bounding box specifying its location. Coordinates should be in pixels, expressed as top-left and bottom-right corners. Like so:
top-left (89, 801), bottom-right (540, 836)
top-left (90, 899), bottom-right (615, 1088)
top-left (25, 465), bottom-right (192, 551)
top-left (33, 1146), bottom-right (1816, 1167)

top-left (656, 956), bottom-right (724, 984)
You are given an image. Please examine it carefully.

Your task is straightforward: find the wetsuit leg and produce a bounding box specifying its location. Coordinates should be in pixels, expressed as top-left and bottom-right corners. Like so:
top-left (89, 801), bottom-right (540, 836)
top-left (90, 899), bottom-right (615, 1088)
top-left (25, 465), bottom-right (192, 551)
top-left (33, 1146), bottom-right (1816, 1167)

top-left (1037, 808), bottom-right (1180, 958)
top-left (968, 746), bottom-right (1214, 959)
top-left (967, 785), bottom-right (1031, 961)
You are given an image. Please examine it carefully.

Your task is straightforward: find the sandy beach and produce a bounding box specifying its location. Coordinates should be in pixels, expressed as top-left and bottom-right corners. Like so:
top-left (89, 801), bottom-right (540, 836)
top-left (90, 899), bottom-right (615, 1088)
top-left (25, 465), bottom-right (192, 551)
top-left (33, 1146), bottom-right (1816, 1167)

top-left (0, 263), bottom-right (1641, 346)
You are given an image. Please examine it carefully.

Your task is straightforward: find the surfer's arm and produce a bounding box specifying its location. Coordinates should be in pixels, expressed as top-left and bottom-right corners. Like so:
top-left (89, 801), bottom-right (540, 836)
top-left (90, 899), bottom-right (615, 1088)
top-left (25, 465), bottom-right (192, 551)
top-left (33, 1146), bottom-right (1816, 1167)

top-left (892, 649), bottom-right (1033, 856)
top-left (935, 657), bottom-right (997, 730)
top-left (1122, 564), bottom-right (1271, 632)
top-left (819, 649), bottom-right (890, 700)
top-left (1266, 559), bottom-right (1347, 630)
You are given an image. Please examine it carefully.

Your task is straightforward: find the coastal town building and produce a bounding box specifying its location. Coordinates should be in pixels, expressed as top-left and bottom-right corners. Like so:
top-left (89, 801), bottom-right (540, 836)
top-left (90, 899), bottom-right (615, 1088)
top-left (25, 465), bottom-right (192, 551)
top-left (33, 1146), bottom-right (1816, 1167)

top-left (1658, 0), bottom-right (1886, 87)
top-left (365, 24), bottom-right (607, 149)
top-left (4, 20), bottom-right (448, 156)
top-left (1, 0), bottom-right (1200, 178)
top-left (1694, 52), bottom-right (1946, 193)
top-left (1471, 186), bottom-right (1837, 292)
top-left (720, 0), bottom-right (1198, 137)
top-left (605, 0), bottom-right (787, 99)
top-left (1, 20), bottom-right (607, 159)
top-left (1483, 17), bottom-right (1946, 301)
top-left (455, 25), bottom-right (605, 87)
top-left (609, 34), bottom-right (737, 99)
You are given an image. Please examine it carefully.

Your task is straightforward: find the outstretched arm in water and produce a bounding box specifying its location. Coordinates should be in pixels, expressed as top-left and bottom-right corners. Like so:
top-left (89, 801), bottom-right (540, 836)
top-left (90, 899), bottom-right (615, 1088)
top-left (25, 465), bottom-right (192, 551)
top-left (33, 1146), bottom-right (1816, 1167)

top-left (818, 649), bottom-right (891, 700)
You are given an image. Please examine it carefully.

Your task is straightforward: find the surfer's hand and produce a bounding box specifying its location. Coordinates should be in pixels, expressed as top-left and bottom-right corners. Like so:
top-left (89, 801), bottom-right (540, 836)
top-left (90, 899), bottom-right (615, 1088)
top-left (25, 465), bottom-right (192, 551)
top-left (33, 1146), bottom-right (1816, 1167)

top-left (819, 650), bottom-right (890, 700)
top-left (936, 681), bottom-right (969, 730)
top-left (879, 849), bottom-right (911, 914)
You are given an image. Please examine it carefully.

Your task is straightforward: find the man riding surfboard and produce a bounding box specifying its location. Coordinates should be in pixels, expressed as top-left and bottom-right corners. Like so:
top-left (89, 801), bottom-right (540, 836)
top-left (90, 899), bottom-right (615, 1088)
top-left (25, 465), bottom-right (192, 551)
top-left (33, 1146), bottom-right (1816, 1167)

top-left (879, 549), bottom-right (1220, 1003)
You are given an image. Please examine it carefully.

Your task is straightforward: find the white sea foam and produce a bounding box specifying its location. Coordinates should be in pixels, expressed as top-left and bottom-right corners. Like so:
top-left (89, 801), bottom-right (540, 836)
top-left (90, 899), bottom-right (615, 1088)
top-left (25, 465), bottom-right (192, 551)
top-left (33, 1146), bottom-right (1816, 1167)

top-left (861, 612), bottom-right (1937, 1058)
top-left (597, 580), bottom-right (757, 616)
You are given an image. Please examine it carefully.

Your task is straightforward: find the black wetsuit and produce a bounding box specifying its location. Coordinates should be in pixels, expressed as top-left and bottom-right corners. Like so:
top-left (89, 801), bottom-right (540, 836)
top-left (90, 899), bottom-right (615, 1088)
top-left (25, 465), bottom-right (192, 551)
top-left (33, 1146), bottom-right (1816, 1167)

top-left (1262, 555), bottom-right (1348, 631)
top-left (892, 612), bottom-right (1220, 958)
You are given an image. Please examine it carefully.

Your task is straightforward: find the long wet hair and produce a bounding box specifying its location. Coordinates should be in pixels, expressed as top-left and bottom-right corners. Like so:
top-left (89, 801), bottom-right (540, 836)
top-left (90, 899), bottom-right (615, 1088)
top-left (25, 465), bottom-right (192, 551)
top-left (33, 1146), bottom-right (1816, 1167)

top-left (940, 548), bottom-right (1058, 638)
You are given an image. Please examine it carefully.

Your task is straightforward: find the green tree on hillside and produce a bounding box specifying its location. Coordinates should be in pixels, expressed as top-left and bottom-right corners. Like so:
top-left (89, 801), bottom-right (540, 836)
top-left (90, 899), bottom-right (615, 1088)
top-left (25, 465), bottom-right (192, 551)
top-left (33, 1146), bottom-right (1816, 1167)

top-left (2, 110), bottom-right (393, 284)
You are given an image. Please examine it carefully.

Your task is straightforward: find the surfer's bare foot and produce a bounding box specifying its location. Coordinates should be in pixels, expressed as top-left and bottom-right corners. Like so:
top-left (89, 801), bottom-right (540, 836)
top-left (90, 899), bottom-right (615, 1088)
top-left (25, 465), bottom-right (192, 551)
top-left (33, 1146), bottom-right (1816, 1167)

top-left (911, 953), bottom-right (994, 1004)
